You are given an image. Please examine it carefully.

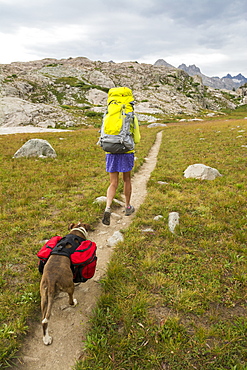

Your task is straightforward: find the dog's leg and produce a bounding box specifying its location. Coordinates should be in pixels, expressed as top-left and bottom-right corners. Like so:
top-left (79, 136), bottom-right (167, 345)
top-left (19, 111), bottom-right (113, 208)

top-left (42, 317), bottom-right (53, 345)
top-left (70, 295), bottom-right (78, 306)
top-left (67, 284), bottom-right (77, 306)
top-left (40, 279), bottom-right (54, 345)
top-left (41, 293), bottom-right (53, 345)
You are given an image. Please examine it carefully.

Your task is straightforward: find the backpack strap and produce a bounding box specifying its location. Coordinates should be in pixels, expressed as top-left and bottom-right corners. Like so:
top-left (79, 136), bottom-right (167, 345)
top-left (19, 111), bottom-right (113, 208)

top-left (108, 99), bottom-right (116, 106)
top-left (51, 234), bottom-right (86, 258)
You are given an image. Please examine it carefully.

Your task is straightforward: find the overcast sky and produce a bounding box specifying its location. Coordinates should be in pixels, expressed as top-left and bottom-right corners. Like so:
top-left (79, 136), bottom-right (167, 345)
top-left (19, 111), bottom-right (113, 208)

top-left (0, 0), bottom-right (246, 77)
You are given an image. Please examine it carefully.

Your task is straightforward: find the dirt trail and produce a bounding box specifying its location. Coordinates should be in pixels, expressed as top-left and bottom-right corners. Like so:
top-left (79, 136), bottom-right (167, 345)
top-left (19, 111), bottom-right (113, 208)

top-left (12, 131), bottom-right (163, 370)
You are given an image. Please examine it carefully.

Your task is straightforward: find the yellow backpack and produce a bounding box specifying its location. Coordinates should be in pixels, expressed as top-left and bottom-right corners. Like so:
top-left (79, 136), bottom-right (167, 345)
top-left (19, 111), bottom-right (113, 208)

top-left (99, 87), bottom-right (136, 153)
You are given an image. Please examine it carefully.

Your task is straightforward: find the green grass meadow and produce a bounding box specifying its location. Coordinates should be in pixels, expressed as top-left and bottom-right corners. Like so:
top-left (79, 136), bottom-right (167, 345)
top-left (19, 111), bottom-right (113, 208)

top-left (75, 119), bottom-right (247, 370)
top-left (0, 125), bottom-right (158, 367)
top-left (1, 114), bottom-right (247, 369)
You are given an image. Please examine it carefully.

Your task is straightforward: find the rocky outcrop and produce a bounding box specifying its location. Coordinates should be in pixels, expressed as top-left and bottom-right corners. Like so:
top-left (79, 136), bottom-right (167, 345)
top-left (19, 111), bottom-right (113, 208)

top-left (0, 57), bottom-right (239, 128)
top-left (0, 97), bottom-right (76, 127)
top-left (237, 84), bottom-right (247, 104)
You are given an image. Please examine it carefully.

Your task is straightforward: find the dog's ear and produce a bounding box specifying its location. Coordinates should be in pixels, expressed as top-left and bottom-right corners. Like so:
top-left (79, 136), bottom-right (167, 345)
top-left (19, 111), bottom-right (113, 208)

top-left (69, 222), bottom-right (92, 231)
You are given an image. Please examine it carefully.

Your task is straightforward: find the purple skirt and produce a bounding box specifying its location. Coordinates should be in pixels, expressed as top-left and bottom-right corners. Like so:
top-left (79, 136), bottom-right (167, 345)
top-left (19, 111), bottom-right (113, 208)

top-left (106, 153), bottom-right (134, 173)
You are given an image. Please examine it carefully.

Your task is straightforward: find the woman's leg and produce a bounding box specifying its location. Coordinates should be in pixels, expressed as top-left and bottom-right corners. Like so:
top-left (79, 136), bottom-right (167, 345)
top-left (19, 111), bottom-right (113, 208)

top-left (102, 172), bottom-right (119, 225)
top-left (106, 172), bottom-right (119, 208)
top-left (122, 171), bottom-right (132, 207)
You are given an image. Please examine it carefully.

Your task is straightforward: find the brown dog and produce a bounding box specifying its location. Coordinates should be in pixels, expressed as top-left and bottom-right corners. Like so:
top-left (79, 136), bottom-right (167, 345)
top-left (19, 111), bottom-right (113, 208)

top-left (40, 222), bottom-right (91, 345)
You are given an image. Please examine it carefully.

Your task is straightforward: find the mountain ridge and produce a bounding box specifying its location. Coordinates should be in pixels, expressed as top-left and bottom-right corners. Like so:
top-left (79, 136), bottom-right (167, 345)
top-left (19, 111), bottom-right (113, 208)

top-left (0, 57), bottom-right (241, 129)
top-left (154, 59), bottom-right (247, 90)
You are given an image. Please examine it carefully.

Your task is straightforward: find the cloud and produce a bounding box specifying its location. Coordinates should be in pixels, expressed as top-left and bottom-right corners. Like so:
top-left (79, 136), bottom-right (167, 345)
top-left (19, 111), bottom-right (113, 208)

top-left (0, 0), bottom-right (246, 77)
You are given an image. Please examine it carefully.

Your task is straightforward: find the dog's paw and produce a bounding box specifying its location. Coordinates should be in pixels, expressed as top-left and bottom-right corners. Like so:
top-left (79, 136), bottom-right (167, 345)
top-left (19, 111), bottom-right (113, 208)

top-left (43, 334), bottom-right (53, 345)
top-left (73, 298), bottom-right (78, 306)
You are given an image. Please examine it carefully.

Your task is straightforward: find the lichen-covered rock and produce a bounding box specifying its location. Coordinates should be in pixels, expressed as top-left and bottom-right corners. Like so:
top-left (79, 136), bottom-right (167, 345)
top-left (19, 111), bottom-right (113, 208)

top-left (13, 139), bottom-right (57, 158)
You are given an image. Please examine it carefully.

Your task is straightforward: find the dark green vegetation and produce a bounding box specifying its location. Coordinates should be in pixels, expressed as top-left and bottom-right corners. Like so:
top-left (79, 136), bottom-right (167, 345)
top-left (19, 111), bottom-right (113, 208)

top-left (1, 110), bottom-right (247, 369)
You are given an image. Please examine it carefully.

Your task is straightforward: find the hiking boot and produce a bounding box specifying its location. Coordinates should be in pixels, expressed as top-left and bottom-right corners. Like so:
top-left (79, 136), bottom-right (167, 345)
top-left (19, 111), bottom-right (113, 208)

top-left (125, 205), bottom-right (135, 216)
top-left (102, 210), bottom-right (111, 225)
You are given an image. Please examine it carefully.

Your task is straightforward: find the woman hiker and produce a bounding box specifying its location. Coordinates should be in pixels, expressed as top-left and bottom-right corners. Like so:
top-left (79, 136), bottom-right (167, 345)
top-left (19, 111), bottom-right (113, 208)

top-left (102, 110), bottom-right (141, 226)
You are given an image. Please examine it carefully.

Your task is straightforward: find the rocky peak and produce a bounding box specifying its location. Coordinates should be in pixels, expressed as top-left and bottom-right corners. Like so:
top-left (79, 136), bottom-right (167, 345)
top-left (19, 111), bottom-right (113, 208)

top-left (154, 59), bottom-right (174, 68)
top-left (222, 73), bottom-right (247, 85)
top-left (223, 73), bottom-right (233, 79)
top-left (235, 73), bottom-right (246, 80)
top-left (178, 64), bottom-right (201, 75)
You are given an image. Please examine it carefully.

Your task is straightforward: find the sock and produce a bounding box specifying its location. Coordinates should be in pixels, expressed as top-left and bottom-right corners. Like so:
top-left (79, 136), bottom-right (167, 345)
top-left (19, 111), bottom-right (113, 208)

top-left (105, 207), bottom-right (111, 212)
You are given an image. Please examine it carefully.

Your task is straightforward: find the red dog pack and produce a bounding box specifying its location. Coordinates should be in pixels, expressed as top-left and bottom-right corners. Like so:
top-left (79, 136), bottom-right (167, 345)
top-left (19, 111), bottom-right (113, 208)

top-left (37, 236), bottom-right (97, 283)
top-left (71, 240), bottom-right (97, 283)
top-left (37, 236), bottom-right (62, 273)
